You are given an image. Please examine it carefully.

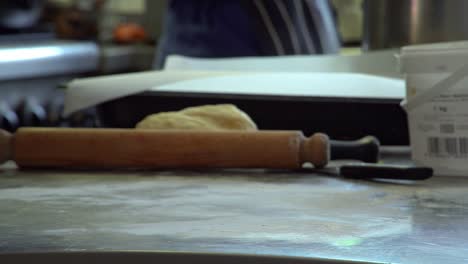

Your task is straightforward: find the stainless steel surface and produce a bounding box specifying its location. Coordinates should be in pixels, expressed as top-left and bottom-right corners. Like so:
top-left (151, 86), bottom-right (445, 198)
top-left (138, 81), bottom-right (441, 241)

top-left (0, 40), bottom-right (156, 81)
top-left (0, 41), bottom-right (99, 81)
top-left (101, 44), bottom-right (155, 73)
top-left (0, 41), bottom-right (154, 129)
top-left (363, 0), bottom-right (468, 50)
top-left (0, 252), bottom-right (375, 264)
top-left (1, 150), bottom-right (467, 263)
top-left (0, 77), bottom-right (67, 107)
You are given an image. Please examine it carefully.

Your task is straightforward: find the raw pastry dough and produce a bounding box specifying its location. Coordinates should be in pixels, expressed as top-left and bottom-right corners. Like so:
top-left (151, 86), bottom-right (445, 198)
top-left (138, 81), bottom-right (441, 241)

top-left (135, 104), bottom-right (257, 131)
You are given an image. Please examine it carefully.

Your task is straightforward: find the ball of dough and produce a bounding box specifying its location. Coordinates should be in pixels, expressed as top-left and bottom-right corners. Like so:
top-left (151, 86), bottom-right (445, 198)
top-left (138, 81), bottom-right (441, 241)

top-left (135, 104), bottom-right (257, 131)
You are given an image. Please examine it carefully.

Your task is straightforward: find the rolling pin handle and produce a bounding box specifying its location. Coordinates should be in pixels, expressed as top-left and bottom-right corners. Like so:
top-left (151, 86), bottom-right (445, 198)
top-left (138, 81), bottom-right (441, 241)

top-left (330, 136), bottom-right (380, 163)
top-left (300, 133), bottom-right (330, 168)
top-left (0, 129), bottom-right (13, 164)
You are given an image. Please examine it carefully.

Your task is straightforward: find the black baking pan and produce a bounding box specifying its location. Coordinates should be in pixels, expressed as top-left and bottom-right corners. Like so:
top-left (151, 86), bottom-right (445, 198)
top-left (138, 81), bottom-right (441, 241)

top-left (96, 91), bottom-right (408, 145)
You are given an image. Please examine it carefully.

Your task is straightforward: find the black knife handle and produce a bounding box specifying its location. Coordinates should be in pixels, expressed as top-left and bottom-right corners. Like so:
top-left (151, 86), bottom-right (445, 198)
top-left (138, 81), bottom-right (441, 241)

top-left (340, 164), bottom-right (433, 180)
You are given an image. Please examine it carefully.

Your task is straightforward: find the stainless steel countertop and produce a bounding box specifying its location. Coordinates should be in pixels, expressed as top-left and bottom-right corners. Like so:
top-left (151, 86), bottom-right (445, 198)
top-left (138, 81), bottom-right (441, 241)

top-left (0, 161), bottom-right (467, 263)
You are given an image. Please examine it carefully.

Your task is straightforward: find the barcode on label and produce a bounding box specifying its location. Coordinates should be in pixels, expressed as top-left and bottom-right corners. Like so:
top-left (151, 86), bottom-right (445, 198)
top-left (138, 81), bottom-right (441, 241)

top-left (427, 137), bottom-right (468, 156)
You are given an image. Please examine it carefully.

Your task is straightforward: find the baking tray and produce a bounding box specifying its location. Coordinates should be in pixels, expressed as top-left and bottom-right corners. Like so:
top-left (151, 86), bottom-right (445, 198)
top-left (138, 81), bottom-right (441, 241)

top-left (97, 91), bottom-right (408, 145)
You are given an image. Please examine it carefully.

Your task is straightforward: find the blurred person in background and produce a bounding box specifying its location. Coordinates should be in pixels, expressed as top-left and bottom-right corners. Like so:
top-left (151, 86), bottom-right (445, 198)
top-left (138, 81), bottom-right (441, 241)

top-left (155, 0), bottom-right (340, 68)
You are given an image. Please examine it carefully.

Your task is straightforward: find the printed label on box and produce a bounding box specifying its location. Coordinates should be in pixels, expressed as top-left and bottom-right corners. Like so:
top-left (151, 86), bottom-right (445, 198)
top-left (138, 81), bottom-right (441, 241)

top-left (409, 91), bottom-right (468, 175)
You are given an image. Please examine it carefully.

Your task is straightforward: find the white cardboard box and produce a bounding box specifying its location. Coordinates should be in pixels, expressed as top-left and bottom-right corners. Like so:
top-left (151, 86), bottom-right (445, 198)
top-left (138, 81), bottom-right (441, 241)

top-left (400, 41), bottom-right (468, 176)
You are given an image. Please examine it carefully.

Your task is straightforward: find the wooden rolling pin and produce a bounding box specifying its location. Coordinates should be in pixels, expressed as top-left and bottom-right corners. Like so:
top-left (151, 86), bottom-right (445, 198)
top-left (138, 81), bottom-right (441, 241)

top-left (0, 127), bottom-right (329, 169)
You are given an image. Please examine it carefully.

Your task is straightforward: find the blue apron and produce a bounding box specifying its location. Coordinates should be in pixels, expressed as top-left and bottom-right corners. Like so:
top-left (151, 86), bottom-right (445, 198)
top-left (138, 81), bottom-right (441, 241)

top-left (155, 0), bottom-right (340, 68)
